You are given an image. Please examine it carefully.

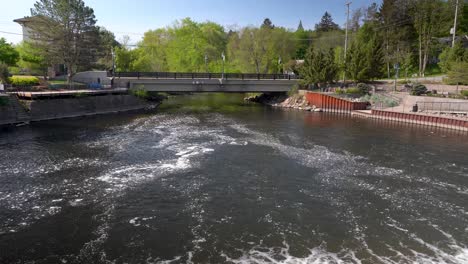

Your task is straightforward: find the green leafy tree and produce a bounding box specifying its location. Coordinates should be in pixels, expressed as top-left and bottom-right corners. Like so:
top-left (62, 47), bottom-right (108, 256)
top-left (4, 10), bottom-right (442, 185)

top-left (15, 41), bottom-right (47, 76)
top-left (0, 38), bottom-right (19, 66)
top-left (447, 62), bottom-right (468, 85)
top-left (315, 12), bottom-right (340, 32)
top-left (29, 0), bottom-right (101, 83)
top-left (438, 43), bottom-right (467, 73)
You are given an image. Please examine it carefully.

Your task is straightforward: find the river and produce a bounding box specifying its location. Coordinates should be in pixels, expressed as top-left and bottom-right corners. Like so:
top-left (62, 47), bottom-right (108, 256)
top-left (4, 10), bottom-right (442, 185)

top-left (0, 93), bottom-right (467, 264)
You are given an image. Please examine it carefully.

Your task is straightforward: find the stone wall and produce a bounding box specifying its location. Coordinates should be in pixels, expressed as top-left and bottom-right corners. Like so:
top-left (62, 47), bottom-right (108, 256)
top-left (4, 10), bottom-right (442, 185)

top-left (0, 94), bottom-right (153, 126)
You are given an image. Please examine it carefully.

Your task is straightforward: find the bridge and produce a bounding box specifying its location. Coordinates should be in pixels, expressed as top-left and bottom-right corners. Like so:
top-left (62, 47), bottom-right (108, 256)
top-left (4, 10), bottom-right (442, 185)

top-left (111, 72), bottom-right (299, 93)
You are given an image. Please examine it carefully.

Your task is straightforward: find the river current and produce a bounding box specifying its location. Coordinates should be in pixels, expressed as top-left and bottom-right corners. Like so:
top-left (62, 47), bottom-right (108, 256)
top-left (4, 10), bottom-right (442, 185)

top-left (0, 93), bottom-right (467, 264)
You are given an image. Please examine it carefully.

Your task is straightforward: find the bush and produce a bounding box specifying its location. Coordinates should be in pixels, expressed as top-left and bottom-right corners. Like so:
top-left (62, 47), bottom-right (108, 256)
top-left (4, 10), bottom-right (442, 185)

top-left (8, 75), bottom-right (40, 86)
top-left (346, 87), bottom-right (362, 94)
top-left (411, 84), bottom-right (427, 96)
top-left (130, 89), bottom-right (160, 100)
top-left (461, 90), bottom-right (468, 97)
top-left (288, 84), bottom-right (299, 96)
top-left (335, 88), bottom-right (345, 94)
top-left (356, 83), bottom-right (371, 94)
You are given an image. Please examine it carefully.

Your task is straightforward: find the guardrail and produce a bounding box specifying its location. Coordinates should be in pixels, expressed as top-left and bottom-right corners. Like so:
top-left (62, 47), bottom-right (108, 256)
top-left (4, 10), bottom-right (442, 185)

top-left (110, 72), bottom-right (298, 80)
top-left (416, 101), bottom-right (468, 113)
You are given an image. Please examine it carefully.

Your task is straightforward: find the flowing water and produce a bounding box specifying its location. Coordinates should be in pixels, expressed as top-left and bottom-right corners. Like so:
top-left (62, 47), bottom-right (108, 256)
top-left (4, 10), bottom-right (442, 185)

top-left (0, 93), bottom-right (467, 264)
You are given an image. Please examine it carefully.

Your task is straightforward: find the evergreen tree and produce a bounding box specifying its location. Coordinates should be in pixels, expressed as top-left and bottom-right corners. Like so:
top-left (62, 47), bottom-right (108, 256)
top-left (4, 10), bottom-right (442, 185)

top-left (261, 18), bottom-right (275, 29)
top-left (299, 46), bottom-right (337, 88)
top-left (297, 20), bottom-right (304, 31)
top-left (315, 12), bottom-right (340, 32)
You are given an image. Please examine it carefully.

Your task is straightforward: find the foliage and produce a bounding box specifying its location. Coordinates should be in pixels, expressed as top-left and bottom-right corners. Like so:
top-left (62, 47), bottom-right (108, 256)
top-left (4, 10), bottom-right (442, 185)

top-left (130, 89), bottom-right (160, 100)
top-left (360, 94), bottom-right (399, 107)
top-left (461, 90), bottom-right (468, 97)
top-left (0, 96), bottom-right (9, 106)
top-left (315, 12), bottom-right (340, 32)
top-left (15, 41), bottom-right (47, 76)
top-left (0, 38), bottom-right (20, 66)
top-left (261, 18), bottom-right (275, 29)
top-left (0, 62), bottom-right (9, 84)
top-left (346, 23), bottom-right (384, 82)
top-left (356, 83), bottom-right (371, 94)
top-left (228, 26), bottom-right (295, 74)
top-left (29, 0), bottom-right (100, 82)
top-left (346, 87), bottom-right (362, 94)
top-left (299, 47), bottom-right (337, 87)
top-left (8, 76), bottom-right (40, 86)
top-left (446, 62), bottom-right (468, 85)
top-left (335, 88), bottom-right (345, 94)
top-left (438, 43), bottom-right (467, 73)
top-left (287, 84), bottom-right (299, 96)
top-left (411, 83), bottom-right (428, 96)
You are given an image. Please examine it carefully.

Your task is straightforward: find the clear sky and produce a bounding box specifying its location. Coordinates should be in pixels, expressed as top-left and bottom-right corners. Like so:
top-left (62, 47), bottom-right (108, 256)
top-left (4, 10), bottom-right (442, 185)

top-left (0, 0), bottom-right (382, 44)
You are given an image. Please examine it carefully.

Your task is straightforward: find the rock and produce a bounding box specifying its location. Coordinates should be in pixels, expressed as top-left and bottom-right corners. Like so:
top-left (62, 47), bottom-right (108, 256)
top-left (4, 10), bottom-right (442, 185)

top-left (304, 107), bottom-right (312, 111)
top-left (314, 108), bottom-right (323, 112)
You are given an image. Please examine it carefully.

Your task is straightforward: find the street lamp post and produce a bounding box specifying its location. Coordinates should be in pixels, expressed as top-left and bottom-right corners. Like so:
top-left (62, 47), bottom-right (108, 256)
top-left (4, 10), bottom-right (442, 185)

top-left (221, 52), bottom-right (226, 79)
top-left (278, 57), bottom-right (282, 74)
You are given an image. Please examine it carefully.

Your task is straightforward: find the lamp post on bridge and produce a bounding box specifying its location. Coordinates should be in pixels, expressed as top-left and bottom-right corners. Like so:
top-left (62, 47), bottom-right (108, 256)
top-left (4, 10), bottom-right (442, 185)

top-left (205, 54), bottom-right (209, 73)
top-left (221, 52), bottom-right (226, 79)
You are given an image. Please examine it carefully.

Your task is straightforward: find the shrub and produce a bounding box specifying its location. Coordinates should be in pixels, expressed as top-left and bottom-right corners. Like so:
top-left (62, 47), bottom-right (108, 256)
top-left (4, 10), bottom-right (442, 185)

top-left (8, 75), bottom-right (40, 86)
top-left (346, 87), bottom-right (362, 94)
top-left (335, 88), bottom-right (345, 94)
top-left (356, 83), bottom-right (371, 94)
top-left (130, 89), bottom-right (160, 100)
top-left (411, 84), bottom-right (427, 96)
top-left (461, 90), bottom-right (468, 97)
top-left (288, 84), bottom-right (299, 97)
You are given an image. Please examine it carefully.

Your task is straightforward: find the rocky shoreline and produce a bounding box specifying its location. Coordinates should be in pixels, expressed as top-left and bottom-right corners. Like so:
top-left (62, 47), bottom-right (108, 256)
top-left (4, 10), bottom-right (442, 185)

top-left (245, 93), bottom-right (323, 112)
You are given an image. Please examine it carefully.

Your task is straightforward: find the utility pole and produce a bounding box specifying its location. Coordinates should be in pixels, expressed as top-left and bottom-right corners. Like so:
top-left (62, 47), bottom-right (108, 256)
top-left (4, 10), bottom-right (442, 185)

top-left (343, 1), bottom-right (352, 85)
top-left (452, 0), bottom-right (459, 48)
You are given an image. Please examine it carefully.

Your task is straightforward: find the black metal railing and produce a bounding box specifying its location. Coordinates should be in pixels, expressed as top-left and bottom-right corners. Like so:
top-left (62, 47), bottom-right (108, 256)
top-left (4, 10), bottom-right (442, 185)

top-left (109, 71), bottom-right (299, 80)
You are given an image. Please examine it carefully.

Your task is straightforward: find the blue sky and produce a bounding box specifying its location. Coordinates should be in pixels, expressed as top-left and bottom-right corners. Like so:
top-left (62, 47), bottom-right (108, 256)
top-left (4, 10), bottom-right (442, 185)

top-left (1, 0), bottom-right (381, 44)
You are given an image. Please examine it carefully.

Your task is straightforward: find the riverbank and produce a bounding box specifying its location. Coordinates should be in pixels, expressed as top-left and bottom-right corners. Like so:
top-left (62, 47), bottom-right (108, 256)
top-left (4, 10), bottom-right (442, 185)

top-left (0, 90), bottom-right (161, 126)
top-left (245, 91), bottom-right (324, 112)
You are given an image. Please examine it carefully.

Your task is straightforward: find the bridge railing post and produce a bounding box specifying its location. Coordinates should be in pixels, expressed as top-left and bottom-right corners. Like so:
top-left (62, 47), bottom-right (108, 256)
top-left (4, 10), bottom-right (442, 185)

top-left (257, 74), bottom-right (260, 80)
top-left (137, 72), bottom-right (140, 79)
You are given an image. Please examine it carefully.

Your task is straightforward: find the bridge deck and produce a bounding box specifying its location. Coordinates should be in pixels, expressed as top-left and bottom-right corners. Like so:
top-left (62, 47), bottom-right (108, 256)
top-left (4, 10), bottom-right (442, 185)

top-left (112, 72), bottom-right (298, 92)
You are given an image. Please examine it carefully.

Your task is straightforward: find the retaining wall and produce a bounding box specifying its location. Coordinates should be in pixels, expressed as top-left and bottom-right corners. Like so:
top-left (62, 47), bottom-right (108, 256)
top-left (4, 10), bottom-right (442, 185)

top-left (305, 92), bottom-right (368, 113)
top-left (356, 110), bottom-right (468, 131)
top-left (1, 94), bottom-right (152, 126)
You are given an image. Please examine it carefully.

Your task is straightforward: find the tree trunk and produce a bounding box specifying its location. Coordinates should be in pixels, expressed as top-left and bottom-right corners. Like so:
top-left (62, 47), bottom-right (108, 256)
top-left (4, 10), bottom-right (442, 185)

top-left (418, 33), bottom-right (423, 77)
top-left (67, 64), bottom-right (73, 89)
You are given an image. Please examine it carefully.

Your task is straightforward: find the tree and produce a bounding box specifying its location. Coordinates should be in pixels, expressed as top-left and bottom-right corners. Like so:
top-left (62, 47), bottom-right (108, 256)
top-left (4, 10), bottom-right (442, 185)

top-left (447, 62), bottom-right (468, 85)
top-left (15, 41), bottom-right (47, 76)
top-left (315, 12), bottom-right (340, 32)
top-left (350, 8), bottom-right (363, 32)
top-left (29, 0), bottom-right (100, 84)
top-left (261, 18), bottom-right (275, 29)
top-left (412, 0), bottom-right (446, 76)
top-left (228, 26), bottom-right (295, 74)
top-left (345, 23), bottom-right (384, 82)
top-left (96, 27), bottom-right (119, 70)
top-left (0, 38), bottom-right (19, 66)
top-left (297, 20), bottom-right (304, 31)
top-left (438, 43), bottom-right (467, 73)
top-left (299, 46), bottom-right (337, 88)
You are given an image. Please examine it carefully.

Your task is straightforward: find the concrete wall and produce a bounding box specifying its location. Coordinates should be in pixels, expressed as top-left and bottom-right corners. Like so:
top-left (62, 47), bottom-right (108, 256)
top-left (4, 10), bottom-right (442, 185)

top-left (26, 95), bottom-right (150, 121)
top-left (73, 71), bottom-right (111, 85)
top-left (0, 96), bottom-right (19, 125)
top-left (0, 94), bottom-right (152, 126)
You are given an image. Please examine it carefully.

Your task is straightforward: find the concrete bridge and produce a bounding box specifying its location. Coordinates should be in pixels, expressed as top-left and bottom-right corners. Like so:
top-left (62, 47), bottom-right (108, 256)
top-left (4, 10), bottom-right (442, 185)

top-left (112, 72), bottom-right (298, 93)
